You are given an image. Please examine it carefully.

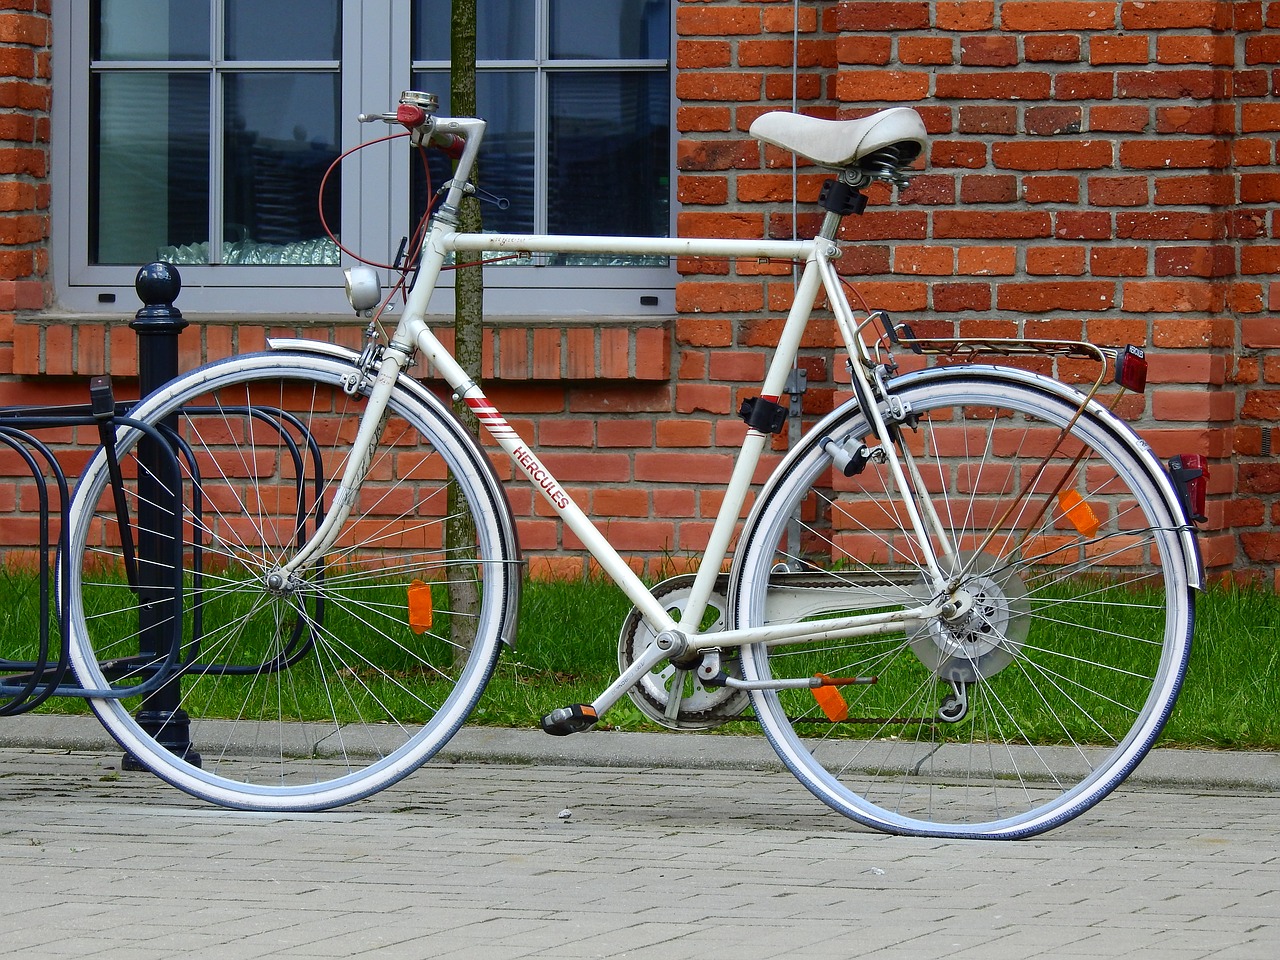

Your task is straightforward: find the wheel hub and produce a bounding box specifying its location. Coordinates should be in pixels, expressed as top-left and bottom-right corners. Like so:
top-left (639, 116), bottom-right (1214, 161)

top-left (909, 553), bottom-right (1030, 683)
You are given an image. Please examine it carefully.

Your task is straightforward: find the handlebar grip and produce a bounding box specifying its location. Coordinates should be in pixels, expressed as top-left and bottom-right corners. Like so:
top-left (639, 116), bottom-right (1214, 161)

top-left (432, 133), bottom-right (466, 161)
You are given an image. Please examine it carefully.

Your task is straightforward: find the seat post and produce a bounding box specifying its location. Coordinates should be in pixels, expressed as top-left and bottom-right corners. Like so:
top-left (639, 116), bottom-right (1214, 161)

top-left (816, 173), bottom-right (870, 242)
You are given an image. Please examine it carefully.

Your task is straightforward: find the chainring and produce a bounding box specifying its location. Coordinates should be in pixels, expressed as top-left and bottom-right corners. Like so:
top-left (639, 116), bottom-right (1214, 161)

top-left (617, 575), bottom-right (751, 730)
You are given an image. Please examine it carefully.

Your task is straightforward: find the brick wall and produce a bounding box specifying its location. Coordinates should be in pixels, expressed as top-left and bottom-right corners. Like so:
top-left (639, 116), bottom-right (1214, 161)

top-left (675, 0), bottom-right (1279, 587)
top-left (0, 0), bottom-right (49, 393)
top-left (1, 1), bottom-right (1277, 586)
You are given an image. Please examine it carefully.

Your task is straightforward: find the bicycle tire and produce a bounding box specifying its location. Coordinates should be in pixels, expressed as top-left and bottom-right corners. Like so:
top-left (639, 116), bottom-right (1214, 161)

top-left (65, 350), bottom-right (519, 811)
top-left (732, 366), bottom-right (1195, 839)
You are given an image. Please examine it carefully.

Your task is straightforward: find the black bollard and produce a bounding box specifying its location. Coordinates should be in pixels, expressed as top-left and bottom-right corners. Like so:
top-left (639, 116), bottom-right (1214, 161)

top-left (123, 262), bottom-right (201, 770)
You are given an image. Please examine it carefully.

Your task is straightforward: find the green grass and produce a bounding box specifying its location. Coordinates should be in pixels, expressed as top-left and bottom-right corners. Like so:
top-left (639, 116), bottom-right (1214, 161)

top-left (3, 571), bottom-right (1277, 750)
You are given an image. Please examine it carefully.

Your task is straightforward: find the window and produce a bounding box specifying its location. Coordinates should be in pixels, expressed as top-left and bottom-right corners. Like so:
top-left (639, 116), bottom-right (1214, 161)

top-left (52, 0), bottom-right (674, 315)
top-left (412, 0), bottom-right (671, 263)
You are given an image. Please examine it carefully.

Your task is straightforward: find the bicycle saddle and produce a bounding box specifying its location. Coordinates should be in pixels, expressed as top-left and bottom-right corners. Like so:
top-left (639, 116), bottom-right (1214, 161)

top-left (749, 107), bottom-right (927, 172)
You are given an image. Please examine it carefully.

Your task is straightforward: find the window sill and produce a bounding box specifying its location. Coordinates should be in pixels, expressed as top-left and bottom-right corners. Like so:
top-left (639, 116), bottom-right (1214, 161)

top-left (12, 313), bottom-right (673, 383)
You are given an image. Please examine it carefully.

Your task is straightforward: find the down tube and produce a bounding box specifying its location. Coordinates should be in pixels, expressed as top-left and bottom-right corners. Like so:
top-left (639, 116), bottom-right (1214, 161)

top-left (411, 319), bottom-right (678, 633)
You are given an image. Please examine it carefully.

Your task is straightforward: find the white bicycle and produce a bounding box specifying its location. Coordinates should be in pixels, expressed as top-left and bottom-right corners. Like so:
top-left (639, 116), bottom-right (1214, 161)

top-left (65, 92), bottom-right (1202, 839)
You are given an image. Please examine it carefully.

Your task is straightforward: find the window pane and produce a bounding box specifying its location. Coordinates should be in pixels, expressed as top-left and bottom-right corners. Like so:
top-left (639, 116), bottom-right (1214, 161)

top-left (413, 0), bottom-right (535, 61)
top-left (94, 0), bottom-right (209, 60)
top-left (221, 73), bottom-right (340, 264)
top-left (411, 70), bottom-right (535, 236)
top-left (91, 72), bottom-right (209, 265)
top-left (548, 72), bottom-right (668, 243)
top-left (550, 0), bottom-right (669, 60)
top-left (225, 0), bottom-right (340, 61)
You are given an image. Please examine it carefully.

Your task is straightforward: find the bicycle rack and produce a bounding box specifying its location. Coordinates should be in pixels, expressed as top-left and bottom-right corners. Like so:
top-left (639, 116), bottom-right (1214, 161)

top-left (0, 398), bottom-right (187, 714)
top-left (0, 264), bottom-right (330, 758)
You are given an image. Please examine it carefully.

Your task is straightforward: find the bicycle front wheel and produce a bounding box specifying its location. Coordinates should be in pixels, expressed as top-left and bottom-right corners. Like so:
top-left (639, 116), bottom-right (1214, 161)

top-left (732, 367), bottom-right (1195, 839)
top-left (65, 350), bottom-right (519, 810)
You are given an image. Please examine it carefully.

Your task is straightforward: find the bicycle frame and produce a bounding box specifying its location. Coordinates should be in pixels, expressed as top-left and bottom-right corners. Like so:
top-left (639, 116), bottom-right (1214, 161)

top-left (269, 111), bottom-right (955, 716)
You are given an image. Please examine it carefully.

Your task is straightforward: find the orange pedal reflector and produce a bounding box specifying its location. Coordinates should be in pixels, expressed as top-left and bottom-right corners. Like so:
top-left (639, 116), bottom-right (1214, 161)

top-left (407, 579), bottom-right (433, 634)
top-left (1058, 489), bottom-right (1101, 538)
top-left (812, 677), bottom-right (849, 723)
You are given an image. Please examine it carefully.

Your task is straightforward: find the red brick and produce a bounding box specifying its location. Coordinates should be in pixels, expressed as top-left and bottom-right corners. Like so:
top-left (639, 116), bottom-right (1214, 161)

top-left (1054, 71), bottom-right (1116, 100)
top-left (929, 140), bottom-right (988, 169)
top-left (676, 6), bottom-right (760, 36)
top-left (676, 211), bottom-right (765, 239)
top-left (834, 70), bottom-right (930, 101)
top-left (1002, 2), bottom-right (1118, 30)
top-left (1241, 246), bottom-right (1280, 275)
top-left (1241, 173), bottom-right (1280, 203)
top-left (836, 35), bottom-right (892, 65)
top-left (936, 1), bottom-right (995, 30)
top-left (957, 247), bottom-right (1017, 275)
top-left (675, 72), bottom-right (762, 102)
top-left (1117, 211), bottom-right (1226, 241)
top-left (894, 245), bottom-right (954, 275)
top-left (1242, 319), bottom-right (1280, 348)
top-left (1157, 35), bottom-right (1236, 66)
top-left (830, 2), bottom-right (931, 30)
top-left (676, 138), bottom-right (760, 170)
top-left (932, 283), bottom-right (991, 312)
top-left (1156, 246), bottom-right (1236, 280)
top-left (1124, 139), bottom-right (1233, 170)
top-left (1152, 390), bottom-right (1235, 422)
top-left (955, 174), bottom-right (1014, 205)
top-left (1023, 176), bottom-right (1080, 204)
top-left (1156, 104), bottom-right (1235, 136)
top-left (676, 40), bottom-right (731, 70)
top-left (675, 281), bottom-right (764, 315)
top-left (1117, 69), bottom-right (1227, 100)
top-left (1090, 245), bottom-right (1152, 276)
top-left (933, 211), bottom-right (1053, 239)
top-left (1025, 106), bottom-right (1084, 136)
top-left (996, 281), bottom-right (1115, 312)
top-left (1156, 174), bottom-right (1236, 206)
top-left (1122, 280), bottom-right (1226, 313)
top-left (993, 140), bottom-right (1113, 170)
top-left (1026, 246), bottom-right (1086, 276)
top-left (1242, 103), bottom-right (1280, 133)
top-left (1122, 1), bottom-right (1233, 29)
top-left (958, 105), bottom-right (1018, 135)
top-left (898, 36), bottom-right (953, 65)
top-left (1025, 34), bottom-right (1082, 62)
top-left (936, 72), bottom-right (1052, 100)
top-left (961, 36), bottom-right (1018, 67)
top-left (678, 174), bottom-right (728, 205)
top-left (1090, 35), bottom-right (1150, 64)
top-left (1088, 176), bottom-right (1148, 206)
top-left (1090, 105), bottom-right (1150, 132)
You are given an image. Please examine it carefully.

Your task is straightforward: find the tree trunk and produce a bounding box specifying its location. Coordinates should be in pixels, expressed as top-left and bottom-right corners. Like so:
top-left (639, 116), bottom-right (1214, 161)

top-left (445, 0), bottom-right (482, 670)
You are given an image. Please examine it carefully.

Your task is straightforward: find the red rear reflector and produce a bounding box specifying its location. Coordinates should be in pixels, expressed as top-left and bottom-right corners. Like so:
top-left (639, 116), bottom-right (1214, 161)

top-left (1115, 345), bottom-right (1147, 393)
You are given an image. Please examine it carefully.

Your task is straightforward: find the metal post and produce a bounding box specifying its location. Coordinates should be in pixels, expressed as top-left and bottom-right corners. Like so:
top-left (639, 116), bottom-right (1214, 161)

top-left (123, 262), bottom-right (201, 769)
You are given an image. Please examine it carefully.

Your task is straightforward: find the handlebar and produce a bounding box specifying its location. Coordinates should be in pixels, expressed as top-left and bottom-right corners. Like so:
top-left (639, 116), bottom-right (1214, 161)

top-left (359, 91), bottom-right (467, 160)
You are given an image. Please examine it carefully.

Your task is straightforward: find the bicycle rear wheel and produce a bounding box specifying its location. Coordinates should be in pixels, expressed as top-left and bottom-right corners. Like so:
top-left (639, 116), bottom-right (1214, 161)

top-left (65, 350), bottom-right (519, 810)
top-left (732, 367), bottom-right (1195, 839)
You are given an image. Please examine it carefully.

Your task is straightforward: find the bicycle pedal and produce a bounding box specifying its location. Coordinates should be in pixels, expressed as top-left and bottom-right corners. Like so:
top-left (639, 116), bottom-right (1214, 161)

top-left (540, 704), bottom-right (598, 736)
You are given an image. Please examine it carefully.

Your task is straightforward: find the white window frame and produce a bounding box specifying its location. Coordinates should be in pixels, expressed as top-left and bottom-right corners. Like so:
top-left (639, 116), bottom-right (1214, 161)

top-left (50, 0), bottom-right (676, 317)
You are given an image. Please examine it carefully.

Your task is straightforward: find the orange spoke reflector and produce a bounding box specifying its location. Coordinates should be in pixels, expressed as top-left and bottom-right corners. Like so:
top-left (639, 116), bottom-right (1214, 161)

top-left (408, 578), bottom-right (433, 634)
top-left (812, 675), bottom-right (849, 722)
top-left (1058, 489), bottom-right (1101, 539)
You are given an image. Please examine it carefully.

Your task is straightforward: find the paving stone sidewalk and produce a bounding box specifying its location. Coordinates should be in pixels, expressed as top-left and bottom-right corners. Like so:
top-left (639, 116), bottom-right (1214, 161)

top-left (1, 721), bottom-right (1277, 959)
